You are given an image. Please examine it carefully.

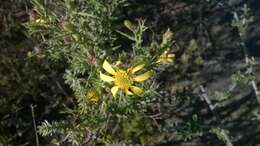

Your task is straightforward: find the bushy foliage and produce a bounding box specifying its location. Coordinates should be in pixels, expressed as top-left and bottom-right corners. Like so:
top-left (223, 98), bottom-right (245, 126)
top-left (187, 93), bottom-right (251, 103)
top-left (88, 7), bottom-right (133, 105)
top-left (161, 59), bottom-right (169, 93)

top-left (1, 0), bottom-right (259, 145)
top-left (26, 0), bottom-right (177, 145)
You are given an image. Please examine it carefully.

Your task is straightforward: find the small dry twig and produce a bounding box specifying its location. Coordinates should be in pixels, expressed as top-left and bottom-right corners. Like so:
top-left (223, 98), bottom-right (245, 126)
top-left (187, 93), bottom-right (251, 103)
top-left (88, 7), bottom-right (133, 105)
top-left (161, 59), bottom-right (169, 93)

top-left (31, 105), bottom-right (39, 146)
top-left (199, 86), bottom-right (233, 146)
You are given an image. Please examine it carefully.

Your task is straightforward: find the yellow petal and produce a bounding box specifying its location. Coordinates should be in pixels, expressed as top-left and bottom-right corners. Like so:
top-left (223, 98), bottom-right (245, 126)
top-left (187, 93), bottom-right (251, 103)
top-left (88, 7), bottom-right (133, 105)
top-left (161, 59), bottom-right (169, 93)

top-left (168, 54), bottom-right (175, 58)
top-left (167, 58), bottom-right (173, 63)
top-left (156, 58), bottom-right (163, 63)
top-left (125, 89), bottom-right (133, 95)
top-left (100, 72), bottom-right (115, 82)
top-left (36, 19), bottom-right (45, 23)
top-left (131, 64), bottom-right (145, 73)
top-left (111, 86), bottom-right (119, 97)
top-left (134, 71), bottom-right (154, 82)
top-left (103, 60), bottom-right (116, 75)
top-left (130, 86), bottom-right (144, 97)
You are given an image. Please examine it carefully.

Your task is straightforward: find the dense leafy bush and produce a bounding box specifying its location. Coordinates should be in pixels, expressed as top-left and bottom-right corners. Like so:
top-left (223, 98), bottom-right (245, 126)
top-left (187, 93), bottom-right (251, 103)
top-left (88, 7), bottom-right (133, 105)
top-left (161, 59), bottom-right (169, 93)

top-left (1, 0), bottom-right (259, 145)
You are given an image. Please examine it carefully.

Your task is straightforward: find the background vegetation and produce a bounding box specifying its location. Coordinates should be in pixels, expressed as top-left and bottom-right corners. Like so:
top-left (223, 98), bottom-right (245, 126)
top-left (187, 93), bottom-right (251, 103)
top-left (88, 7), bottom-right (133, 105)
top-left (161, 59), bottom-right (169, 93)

top-left (0, 0), bottom-right (260, 146)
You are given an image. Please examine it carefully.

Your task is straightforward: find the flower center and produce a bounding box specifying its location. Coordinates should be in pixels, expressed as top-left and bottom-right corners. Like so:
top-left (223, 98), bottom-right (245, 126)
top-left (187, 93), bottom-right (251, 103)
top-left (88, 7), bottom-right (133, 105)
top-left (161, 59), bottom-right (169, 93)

top-left (114, 70), bottom-right (133, 90)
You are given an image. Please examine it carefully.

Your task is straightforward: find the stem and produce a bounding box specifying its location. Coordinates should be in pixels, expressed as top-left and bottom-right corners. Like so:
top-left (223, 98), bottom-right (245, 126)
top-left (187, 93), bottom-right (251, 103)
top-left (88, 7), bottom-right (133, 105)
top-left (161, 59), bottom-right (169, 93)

top-left (240, 43), bottom-right (260, 104)
top-left (31, 105), bottom-right (39, 146)
top-left (199, 86), bottom-right (233, 146)
top-left (251, 80), bottom-right (260, 103)
top-left (200, 86), bottom-right (215, 111)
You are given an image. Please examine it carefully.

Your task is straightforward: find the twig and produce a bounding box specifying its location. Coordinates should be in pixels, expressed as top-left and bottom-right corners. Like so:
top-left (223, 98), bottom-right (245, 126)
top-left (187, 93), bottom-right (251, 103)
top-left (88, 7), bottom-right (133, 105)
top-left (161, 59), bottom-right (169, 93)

top-left (242, 45), bottom-right (260, 104)
top-left (199, 86), bottom-right (233, 146)
top-left (30, 105), bottom-right (39, 146)
top-left (222, 132), bottom-right (233, 146)
top-left (55, 80), bottom-right (69, 96)
top-left (199, 86), bottom-right (215, 111)
top-left (148, 113), bottom-right (162, 119)
top-left (251, 80), bottom-right (260, 103)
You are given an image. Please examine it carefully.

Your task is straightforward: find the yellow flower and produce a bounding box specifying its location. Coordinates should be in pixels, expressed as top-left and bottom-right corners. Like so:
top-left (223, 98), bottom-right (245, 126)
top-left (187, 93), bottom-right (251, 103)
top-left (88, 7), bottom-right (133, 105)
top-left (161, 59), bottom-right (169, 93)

top-left (100, 60), bottom-right (153, 97)
top-left (156, 48), bottom-right (175, 63)
top-left (86, 89), bottom-right (99, 103)
top-left (34, 18), bottom-right (49, 27)
top-left (35, 18), bottom-right (46, 23)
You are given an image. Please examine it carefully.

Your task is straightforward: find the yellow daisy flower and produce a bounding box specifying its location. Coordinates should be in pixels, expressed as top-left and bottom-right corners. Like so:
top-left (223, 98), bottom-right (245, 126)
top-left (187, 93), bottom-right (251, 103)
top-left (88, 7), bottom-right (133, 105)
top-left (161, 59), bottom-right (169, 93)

top-left (100, 60), bottom-right (153, 97)
top-left (34, 18), bottom-right (49, 27)
top-left (86, 89), bottom-right (99, 103)
top-left (35, 18), bottom-right (46, 23)
top-left (29, 11), bottom-right (49, 26)
top-left (156, 48), bottom-right (175, 63)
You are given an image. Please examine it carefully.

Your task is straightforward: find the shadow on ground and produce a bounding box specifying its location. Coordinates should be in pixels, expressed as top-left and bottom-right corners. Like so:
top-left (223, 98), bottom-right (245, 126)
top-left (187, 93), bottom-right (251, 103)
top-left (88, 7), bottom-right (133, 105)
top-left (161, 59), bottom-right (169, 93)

top-left (125, 0), bottom-right (260, 145)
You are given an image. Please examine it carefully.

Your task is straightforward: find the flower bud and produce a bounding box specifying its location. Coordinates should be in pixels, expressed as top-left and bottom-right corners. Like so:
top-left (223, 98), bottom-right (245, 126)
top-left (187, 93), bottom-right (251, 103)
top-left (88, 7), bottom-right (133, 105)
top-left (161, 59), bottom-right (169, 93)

top-left (162, 29), bottom-right (173, 45)
top-left (124, 20), bottom-right (135, 31)
top-left (62, 20), bottom-right (74, 32)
